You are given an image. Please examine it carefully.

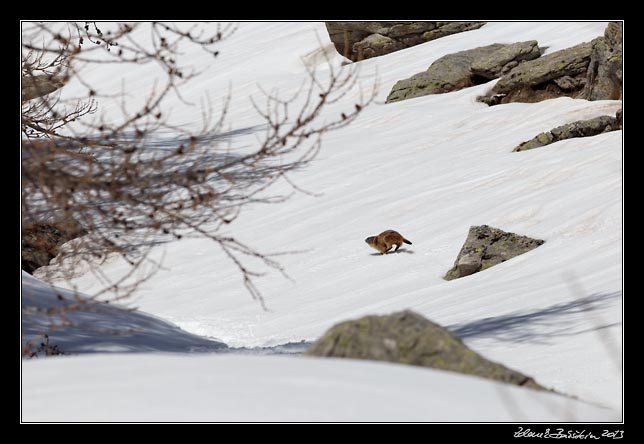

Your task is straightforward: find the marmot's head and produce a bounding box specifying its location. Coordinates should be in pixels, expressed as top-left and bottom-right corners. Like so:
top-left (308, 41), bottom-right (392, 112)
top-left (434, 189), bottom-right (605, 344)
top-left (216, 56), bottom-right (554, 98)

top-left (365, 236), bottom-right (375, 246)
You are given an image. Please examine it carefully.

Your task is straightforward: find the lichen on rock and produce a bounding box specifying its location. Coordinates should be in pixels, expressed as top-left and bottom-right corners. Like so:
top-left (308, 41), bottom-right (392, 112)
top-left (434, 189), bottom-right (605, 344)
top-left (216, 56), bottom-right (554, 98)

top-left (478, 42), bottom-right (593, 106)
top-left (306, 310), bottom-right (544, 389)
top-left (386, 41), bottom-right (543, 103)
top-left (514, 112), bottom-right (621, 152)
top-left (444, 225), bottom-right (544, 280)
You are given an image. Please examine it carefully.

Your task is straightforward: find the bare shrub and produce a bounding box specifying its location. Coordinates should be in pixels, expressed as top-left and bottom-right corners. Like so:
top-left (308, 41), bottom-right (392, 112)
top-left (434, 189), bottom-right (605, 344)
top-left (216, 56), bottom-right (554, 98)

top-left (22, 22), bottom-right (376, 311)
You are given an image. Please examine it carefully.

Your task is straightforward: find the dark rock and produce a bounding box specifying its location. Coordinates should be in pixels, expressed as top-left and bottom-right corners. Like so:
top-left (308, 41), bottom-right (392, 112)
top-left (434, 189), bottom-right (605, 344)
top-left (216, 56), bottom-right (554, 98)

top-left (479, 42), bottom-right (593, 106)
top-left (306, 310), bottom-right (544, 390)
top-left (444, 225), bottom-right (544, 280)
top-left (478, 93), bottom-right (507, 106)
top-left (386, 44), bottom-right (506, 103)
top-left (514, 114), bottom-right (620, 152)
top-left (553, 75), bottom-right (585, 91)
top-left (22, 220), bottom-right (86, 274)
top-left (325, 22), bottom-right (485, 62)
top-left (580, 22), bottom-right (622, 100)
top-left (471, 40), bottom-right (541, 79)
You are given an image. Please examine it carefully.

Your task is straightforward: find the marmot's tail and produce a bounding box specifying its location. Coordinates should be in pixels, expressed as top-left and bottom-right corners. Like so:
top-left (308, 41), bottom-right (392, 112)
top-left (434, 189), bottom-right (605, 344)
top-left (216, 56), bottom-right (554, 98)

top-left (403, 239), bottom-right (412, 245)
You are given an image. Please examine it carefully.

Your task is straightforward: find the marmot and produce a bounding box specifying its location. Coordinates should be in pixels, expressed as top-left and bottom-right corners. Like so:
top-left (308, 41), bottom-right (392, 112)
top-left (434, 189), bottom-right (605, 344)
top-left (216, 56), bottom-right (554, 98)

top-left (365, 230), bottom-right (412, 254)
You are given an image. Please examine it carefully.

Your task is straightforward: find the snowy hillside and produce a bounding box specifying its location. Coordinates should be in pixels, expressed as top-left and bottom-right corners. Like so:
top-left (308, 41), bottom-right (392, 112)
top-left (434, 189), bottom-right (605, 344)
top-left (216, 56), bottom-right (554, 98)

top-left (22, 353), bottom-right (616, 422)
top-left (23, 21), bottom-right (622, 421)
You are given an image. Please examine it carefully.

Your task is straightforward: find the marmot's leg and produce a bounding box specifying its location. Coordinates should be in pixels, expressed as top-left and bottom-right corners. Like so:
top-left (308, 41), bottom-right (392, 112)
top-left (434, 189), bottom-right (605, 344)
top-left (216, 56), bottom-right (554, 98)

top-left (394, 243), bottom-right (401, 252)
top-left (384, 246), bottom-right (393, 254)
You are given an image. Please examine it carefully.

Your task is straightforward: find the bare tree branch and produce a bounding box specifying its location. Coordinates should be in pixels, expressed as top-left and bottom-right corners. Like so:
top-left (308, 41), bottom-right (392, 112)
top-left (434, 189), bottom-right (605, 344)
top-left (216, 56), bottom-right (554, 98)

top-left (21, 22), bottom-right (377, 349)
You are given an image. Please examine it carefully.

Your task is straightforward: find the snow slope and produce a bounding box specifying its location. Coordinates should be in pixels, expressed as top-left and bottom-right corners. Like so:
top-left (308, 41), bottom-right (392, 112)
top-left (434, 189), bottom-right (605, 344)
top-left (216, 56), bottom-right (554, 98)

top-left (22, 271), bottom-right (226, 353)
top-left (21, 353), bottom-right (617, 422)
top-left (25, 21), bottom-right (622, 419)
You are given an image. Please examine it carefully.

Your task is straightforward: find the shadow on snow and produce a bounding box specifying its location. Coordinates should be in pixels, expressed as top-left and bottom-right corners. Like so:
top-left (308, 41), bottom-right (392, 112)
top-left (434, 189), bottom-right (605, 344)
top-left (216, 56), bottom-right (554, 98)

top-left (448, 291), bottom-right (621, 344)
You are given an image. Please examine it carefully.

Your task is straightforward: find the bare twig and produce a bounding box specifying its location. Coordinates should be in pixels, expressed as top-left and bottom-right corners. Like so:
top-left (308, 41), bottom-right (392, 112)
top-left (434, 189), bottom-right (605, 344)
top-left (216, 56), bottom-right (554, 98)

top-left (21, 22), bottom-right (377, 326)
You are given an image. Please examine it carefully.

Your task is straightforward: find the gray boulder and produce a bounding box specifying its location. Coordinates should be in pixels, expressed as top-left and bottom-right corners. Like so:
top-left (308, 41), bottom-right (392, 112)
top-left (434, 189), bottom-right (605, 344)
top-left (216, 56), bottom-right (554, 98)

top-left (306, 310), bottom-right (544, 389)
top-left (22, 74), bottom-right (68, 102)
top-left (353, 33), bottom-right (406, 60)
top-left (386, 42), bottom-right (545, 103)
top-left (514, 113), bottom-right (621, 152)
top-left (580, 22), bottom-right (622, 100)
top-left (386, 44), bottom-right (506, 103)
top-left (550, 115), bottom-right (618, 140)
top-left (325, 22), bottom-right (485, 62)
top-left (471, 40), bottom-right (541, 79)
top-left (444, 225), bottom-right (544, 280)
top-left (479, 42), bottom-right (593, 106)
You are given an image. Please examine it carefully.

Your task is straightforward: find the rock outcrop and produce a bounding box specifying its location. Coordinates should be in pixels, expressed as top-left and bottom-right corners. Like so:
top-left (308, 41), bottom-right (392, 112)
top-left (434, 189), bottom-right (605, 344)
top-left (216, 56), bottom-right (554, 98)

top-left (444, 225), bottom-right (544, 280)
top-left (306, 310), bottom-right (544, 389)
top-left (479, 42), bottom-right (593, 106)
top-left (386, 42), bottom-right (541, 103)
top-left (22, 220), bottom-right (86, 274)
top-left (514, 111), bottom-right (621, 152)
top-left (421, 22), bottom-right (486, 42)
top-left (471, 40), bottom-right (541, 79)
top-left (353, 33), bottom-right (406, 61)
top-left (580, 22), bottom-right (622, 100)
top-left (325, 22), bottom-right (486, 62)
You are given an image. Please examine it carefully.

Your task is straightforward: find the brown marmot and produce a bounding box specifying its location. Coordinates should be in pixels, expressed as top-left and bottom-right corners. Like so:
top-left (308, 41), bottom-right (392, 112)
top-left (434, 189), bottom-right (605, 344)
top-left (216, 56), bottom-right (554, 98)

top-left (365, 230), bottom-right (412, 254)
